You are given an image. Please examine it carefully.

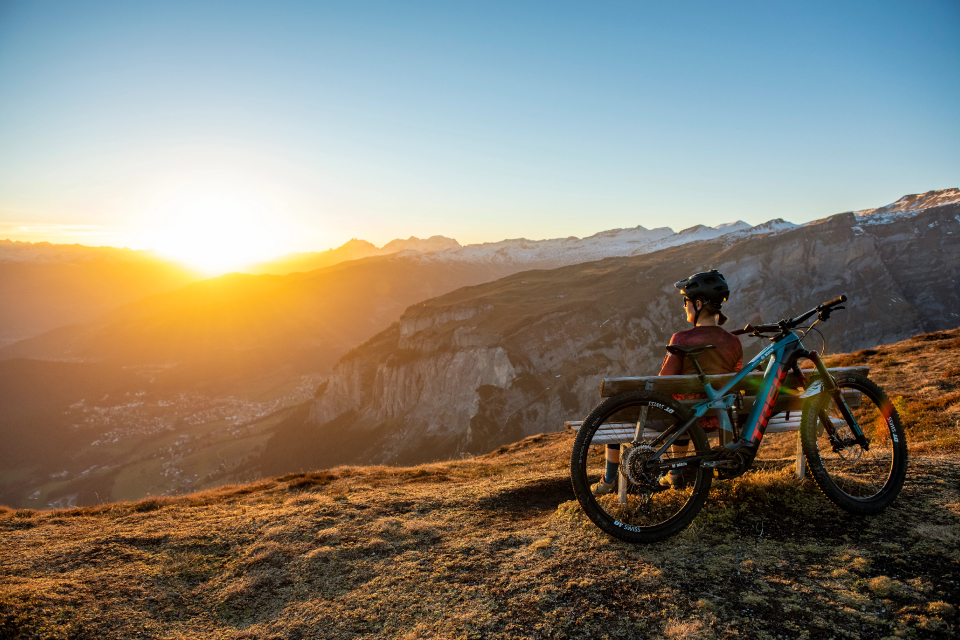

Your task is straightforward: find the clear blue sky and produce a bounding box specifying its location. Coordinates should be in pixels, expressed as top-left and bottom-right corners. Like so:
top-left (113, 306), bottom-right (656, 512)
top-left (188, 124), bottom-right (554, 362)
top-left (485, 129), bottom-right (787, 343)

top-left (0, 0), bottom-right (957, 257)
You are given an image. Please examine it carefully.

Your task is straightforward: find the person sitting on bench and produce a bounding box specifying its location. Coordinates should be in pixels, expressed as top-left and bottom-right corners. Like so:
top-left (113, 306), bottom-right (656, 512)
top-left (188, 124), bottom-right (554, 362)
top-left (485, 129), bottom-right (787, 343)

top-left (592, 269), bottom-right (743, 495)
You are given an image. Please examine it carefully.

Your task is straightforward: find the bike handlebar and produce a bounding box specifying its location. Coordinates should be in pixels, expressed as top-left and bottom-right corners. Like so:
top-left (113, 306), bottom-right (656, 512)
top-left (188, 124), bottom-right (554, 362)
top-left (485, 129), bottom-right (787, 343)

top-left (731, 295), bottom-right (847, 337)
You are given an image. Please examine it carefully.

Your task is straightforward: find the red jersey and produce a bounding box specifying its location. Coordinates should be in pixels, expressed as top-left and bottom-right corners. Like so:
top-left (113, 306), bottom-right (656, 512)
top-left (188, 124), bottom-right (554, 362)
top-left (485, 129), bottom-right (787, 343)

top-left (659, 326), bottom-right (743, 433)
top-left (659, 325), bottom-right (743, 376)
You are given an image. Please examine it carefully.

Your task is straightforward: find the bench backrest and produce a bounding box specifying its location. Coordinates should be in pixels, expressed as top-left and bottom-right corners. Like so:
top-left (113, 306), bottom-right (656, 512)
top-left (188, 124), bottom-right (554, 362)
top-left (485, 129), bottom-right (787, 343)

top-left (600, 366), bottom-right (868, 397)
top-left (599, 366), bottom-right (868, 416)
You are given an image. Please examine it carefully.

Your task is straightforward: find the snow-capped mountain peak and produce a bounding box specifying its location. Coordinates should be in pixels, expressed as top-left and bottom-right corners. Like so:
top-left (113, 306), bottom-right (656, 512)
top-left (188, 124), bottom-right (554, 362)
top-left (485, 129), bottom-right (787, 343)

top-left (381, 235), bottom-right (461, 253)
top-left (855, 188), bottom-right (960, 225)
top-left (409, 218), bottom-right (791, 268)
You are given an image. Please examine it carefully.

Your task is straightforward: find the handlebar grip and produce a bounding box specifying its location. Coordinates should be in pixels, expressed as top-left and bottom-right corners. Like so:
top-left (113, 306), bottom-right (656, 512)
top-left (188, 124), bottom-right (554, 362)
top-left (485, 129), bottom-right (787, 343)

top-left (730, 325), bottom-right (753, 336)
top-left (823, 295), bottom-right (847, 307)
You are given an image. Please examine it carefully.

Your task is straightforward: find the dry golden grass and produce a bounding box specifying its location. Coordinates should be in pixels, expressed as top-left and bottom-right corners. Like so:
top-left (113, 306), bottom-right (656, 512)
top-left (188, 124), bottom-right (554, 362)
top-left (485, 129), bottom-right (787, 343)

top-left (1, 330), bottom-right (959, 639)
top-left (824, 327), bottom-right (960, 453)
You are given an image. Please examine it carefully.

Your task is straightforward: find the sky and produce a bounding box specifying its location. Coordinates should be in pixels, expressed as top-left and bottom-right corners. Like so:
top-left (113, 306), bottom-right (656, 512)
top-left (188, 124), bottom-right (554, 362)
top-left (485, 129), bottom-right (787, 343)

top-left (0, 0), bottom-right (958, 268)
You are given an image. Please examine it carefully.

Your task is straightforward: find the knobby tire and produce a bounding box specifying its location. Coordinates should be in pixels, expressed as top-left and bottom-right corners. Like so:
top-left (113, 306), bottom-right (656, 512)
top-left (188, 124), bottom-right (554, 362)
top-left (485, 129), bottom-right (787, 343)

top-left (570, 390), bottom-right (712, 543)
top-left (800, 372), bottom-right (907, 515)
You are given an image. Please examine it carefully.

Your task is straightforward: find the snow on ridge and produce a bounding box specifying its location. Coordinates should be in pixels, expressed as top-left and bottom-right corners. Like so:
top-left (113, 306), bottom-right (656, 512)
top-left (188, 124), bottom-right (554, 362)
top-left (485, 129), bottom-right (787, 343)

top-left (855, 188), bottom-right (960, 226)
top-left (0, 239), bottom-right (149, 264)
top-left (381, 235), bottom-right (461, 253)
top-left (857, 209), bottom-right (924, 226)
top-left (746, 218), bottom-right (797, 234)
top-left (409, 218), bottom-right (796, 267)
top-left (714, 220), bottom-right (752, 232)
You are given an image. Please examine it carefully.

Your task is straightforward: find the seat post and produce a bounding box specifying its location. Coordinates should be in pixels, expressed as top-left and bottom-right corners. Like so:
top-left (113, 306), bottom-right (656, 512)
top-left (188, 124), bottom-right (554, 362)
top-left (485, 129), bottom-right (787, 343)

top-left (689, 356), bottom-right (708, 386)
top-left (665, 344), bottom-right (715, 389)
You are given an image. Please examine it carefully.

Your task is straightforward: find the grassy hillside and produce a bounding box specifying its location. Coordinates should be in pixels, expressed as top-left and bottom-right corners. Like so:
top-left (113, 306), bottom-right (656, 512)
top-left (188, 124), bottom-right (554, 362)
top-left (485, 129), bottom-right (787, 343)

top-left (1, 330), bottom-right (959, 638)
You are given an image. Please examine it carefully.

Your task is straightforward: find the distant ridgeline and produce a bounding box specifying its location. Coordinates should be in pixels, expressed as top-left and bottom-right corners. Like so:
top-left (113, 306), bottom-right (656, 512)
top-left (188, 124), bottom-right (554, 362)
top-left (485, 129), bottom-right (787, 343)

top-left (261, 193), bottom-right (960, 474)
top-left (0, 241), bottom-right (200, 348)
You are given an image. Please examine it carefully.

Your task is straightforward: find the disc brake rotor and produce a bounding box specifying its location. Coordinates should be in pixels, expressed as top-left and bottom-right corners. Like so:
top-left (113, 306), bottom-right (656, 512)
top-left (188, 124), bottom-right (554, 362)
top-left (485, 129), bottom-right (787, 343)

top-left (831, 427), bottom-right (864, 462)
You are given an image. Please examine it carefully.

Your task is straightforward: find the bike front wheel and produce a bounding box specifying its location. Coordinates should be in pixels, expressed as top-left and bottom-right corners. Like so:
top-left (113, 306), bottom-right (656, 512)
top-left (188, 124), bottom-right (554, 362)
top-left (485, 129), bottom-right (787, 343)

top-left (800, 372), bottom-right (907, 514)
top-left (570, 390), bottom-right (712, 543)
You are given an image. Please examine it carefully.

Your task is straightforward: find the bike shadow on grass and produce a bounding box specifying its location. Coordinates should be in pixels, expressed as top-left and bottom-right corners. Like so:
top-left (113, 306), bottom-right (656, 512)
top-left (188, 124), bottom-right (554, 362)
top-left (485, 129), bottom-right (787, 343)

top-left (474, 475), bottom-right (575, 521)
top-left (469, 457), bottom-right (954, 544)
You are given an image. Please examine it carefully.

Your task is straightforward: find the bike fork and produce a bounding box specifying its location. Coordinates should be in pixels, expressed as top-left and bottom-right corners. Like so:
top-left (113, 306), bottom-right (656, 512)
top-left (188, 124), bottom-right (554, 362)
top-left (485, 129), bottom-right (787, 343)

top-left (808, 351), bottom-right (868, 450)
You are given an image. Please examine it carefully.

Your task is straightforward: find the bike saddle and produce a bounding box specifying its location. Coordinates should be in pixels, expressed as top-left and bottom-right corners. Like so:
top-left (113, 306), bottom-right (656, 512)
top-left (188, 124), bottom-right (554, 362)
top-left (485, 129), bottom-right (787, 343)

top-left (665, 344), bottom-right (716, 359)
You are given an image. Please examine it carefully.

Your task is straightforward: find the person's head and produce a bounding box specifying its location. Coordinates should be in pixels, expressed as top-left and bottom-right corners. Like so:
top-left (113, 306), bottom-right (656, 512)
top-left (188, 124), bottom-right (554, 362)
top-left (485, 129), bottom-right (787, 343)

top-left (674, 270), bottom-right (730, 327)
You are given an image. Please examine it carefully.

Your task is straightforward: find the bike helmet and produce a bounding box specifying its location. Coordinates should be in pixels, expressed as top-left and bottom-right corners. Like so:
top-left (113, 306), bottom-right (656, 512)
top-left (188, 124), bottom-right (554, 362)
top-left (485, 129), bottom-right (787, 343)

top-left (675, 270), bottom-right (730, 325)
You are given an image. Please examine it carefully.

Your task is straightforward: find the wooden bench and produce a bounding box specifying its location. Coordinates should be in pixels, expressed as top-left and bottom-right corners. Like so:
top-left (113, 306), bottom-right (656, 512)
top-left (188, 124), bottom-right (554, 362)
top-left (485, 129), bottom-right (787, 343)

top-left (564, 366), bottom-right (868, 482)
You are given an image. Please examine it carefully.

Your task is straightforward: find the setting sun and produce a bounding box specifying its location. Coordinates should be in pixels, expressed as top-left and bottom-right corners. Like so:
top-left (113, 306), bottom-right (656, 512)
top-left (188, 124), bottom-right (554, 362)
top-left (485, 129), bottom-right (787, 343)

top-left (145, 194), bottom-right (285, 274)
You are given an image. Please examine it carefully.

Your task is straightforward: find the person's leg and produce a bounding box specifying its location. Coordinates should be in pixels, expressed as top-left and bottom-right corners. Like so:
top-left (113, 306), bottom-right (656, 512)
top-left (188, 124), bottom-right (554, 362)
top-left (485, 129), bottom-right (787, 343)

top-left (591, 444), bottom-right (620, 495)
top-left (604, 444), bottom-right (620, 483)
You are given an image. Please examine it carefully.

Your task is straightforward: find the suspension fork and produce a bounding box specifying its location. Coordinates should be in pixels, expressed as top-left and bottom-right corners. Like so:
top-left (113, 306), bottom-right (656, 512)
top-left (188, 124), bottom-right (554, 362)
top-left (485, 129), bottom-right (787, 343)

top-left (793, 357), bottom-right (835, 439)
top-left (807, 351), bottom-right (868, 449)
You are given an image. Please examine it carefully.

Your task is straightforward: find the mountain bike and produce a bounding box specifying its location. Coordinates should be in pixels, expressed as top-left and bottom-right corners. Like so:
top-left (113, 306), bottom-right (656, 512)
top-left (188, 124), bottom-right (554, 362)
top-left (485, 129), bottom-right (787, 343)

top-left (569, 295), bottom-right (908, 543)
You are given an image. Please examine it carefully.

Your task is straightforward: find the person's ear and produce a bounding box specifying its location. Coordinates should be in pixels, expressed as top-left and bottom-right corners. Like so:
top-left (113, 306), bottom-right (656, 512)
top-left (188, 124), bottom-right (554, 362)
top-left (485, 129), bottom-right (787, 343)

top-left (696, 300), bottom-right (703, 311)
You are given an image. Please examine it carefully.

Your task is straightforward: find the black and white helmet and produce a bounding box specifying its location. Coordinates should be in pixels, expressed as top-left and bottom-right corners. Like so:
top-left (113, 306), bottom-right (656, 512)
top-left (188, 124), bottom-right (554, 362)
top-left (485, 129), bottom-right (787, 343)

top-left (674, 269), bottom-right (730, 308)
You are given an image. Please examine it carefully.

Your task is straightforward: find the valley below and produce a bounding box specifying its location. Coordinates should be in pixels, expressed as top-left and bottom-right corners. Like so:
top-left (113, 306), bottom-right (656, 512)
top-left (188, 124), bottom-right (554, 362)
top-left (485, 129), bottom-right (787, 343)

top-left (0, 358), bottom-right (325, 509)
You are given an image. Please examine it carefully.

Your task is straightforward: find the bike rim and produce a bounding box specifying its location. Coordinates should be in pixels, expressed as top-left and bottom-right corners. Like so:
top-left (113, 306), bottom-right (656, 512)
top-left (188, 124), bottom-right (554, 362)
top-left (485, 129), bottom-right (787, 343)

top-left (814, 382), bottom-right (897, 501)
top-left (580, 401), bottom-right (704, 529)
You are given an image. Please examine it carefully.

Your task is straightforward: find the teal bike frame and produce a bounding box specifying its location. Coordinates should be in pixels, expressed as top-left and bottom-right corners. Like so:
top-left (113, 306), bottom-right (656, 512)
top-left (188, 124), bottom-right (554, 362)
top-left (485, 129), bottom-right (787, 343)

top-left (641, 318), bottom-right (867, 474)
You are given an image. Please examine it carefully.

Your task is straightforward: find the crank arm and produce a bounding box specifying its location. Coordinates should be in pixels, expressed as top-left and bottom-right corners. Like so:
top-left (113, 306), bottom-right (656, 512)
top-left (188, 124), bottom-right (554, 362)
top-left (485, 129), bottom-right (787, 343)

top-left (644, 453), bottom-right (714, 475)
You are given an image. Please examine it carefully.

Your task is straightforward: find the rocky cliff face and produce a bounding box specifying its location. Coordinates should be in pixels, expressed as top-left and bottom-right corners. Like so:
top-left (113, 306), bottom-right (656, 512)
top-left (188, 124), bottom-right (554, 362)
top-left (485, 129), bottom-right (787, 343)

top-left (262, 200), bottom-right (960, 473)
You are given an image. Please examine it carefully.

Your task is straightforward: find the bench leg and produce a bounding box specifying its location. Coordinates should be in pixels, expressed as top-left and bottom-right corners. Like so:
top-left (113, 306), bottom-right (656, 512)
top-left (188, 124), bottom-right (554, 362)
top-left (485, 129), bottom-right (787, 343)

top-left (795, 432), bottom-right (806, 479)
top-left (618, 444), bottom-right (628, 504)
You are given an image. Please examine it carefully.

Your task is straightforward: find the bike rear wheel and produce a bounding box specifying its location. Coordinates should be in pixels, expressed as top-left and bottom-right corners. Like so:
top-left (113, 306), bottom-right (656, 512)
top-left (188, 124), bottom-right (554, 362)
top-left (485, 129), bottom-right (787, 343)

top-left (570, 390), bottom-right (712, 543)
top-left (800, 372), bottom-right (907, 514)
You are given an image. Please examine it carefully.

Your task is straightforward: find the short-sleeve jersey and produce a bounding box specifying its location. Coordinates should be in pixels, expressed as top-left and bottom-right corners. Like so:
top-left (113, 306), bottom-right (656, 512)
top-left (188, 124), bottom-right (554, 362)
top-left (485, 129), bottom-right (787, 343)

top-left (659, 326), bottom-right (743, 377)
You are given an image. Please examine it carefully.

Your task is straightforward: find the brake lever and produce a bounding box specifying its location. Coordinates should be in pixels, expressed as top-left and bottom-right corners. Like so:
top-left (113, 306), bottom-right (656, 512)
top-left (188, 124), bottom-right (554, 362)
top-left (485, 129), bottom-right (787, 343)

top-left (818, 305), bottom-right (844, 321)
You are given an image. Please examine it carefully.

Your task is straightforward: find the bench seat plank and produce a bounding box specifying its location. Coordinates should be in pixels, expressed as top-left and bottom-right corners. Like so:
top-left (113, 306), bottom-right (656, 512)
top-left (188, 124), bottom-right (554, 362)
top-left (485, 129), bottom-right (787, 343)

top-left (564, 414), bottom-right (846, 445)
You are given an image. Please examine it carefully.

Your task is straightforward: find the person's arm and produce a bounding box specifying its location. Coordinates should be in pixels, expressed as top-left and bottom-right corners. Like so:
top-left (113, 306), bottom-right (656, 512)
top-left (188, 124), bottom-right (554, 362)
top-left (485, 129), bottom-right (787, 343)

top-left (732, 335), bottom-right (743, 371)
top-left (659, 334), bottom-right (683, 376)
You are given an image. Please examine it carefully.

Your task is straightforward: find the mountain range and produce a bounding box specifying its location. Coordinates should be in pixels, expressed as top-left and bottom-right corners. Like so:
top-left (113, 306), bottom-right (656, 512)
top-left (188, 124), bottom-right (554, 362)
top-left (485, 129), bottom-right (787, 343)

top-left (0, 216), bottom-right (806, 394)
top-left (0, 241), bottom-right (201, 348)
top-left (247, 235), bottom-right (462, 275)
top-left (261, 190), bottom-right (960, 474)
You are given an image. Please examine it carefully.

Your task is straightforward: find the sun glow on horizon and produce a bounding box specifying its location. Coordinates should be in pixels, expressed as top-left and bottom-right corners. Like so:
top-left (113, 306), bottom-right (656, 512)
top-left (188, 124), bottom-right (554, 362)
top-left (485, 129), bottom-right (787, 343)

top-left (140, 192), bottom-right (289, 275)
